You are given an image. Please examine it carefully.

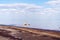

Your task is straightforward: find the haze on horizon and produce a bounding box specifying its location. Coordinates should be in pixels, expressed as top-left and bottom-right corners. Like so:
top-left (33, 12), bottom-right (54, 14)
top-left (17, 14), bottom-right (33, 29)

top-left (0, 0), bottom-right (60, 30)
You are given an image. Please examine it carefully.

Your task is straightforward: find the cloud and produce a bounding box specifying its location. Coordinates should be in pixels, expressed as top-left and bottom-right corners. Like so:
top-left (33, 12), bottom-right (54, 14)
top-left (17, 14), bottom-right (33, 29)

top-left (0, 2), bottom-right (58, 15)
top-left (0, 3), bottom-right (42, 15)
top-left (45, 0), bottom-right (60, 15)
top-left (40, 0), bottom-right (60, 30)
top-left (0, 1), bottom-right (59, 17)
top-left (0, 2), bottom-right (59, 18)
top-left (46, 0), bottom-right (60, 7)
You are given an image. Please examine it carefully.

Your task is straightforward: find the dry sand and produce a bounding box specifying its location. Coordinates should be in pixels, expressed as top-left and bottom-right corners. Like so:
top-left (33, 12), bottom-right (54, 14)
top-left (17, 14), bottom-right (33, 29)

top-left (0, 25), bottom-right (60, 40)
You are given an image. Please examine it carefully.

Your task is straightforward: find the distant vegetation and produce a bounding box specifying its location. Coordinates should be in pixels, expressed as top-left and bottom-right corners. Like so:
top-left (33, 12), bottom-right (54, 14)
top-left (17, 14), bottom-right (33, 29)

top-left (0, 24), bottom-right (15, 26)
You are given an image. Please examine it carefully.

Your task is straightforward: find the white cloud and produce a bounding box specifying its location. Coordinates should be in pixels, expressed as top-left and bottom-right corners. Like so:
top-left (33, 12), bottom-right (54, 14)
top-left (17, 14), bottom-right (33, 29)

top-left (44, 0), bottom-right (60, 14)
top-left (0, 3), bottom-right (42, 15)
top-left (46, 0), bottom-right (60, 7)
top-left (0, 3), bottom-right (42, 9)
top-left (0, 1), bottom-right (59, 16)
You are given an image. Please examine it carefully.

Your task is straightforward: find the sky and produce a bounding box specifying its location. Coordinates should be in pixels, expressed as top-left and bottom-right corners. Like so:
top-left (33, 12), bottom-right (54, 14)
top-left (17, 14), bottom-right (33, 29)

top-left (0, 0), bottom-right (48, 4)
top-left (0, 0), bottom-right (60, 30)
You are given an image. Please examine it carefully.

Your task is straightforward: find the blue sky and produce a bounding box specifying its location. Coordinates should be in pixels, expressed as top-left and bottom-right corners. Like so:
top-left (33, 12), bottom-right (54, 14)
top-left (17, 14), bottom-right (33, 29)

top-left (0, 0), bottom-right (48, 5)
top-left (0, 0), bottom-right (60, 30)
top-left (0, 0), bottom-right (49, 8)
